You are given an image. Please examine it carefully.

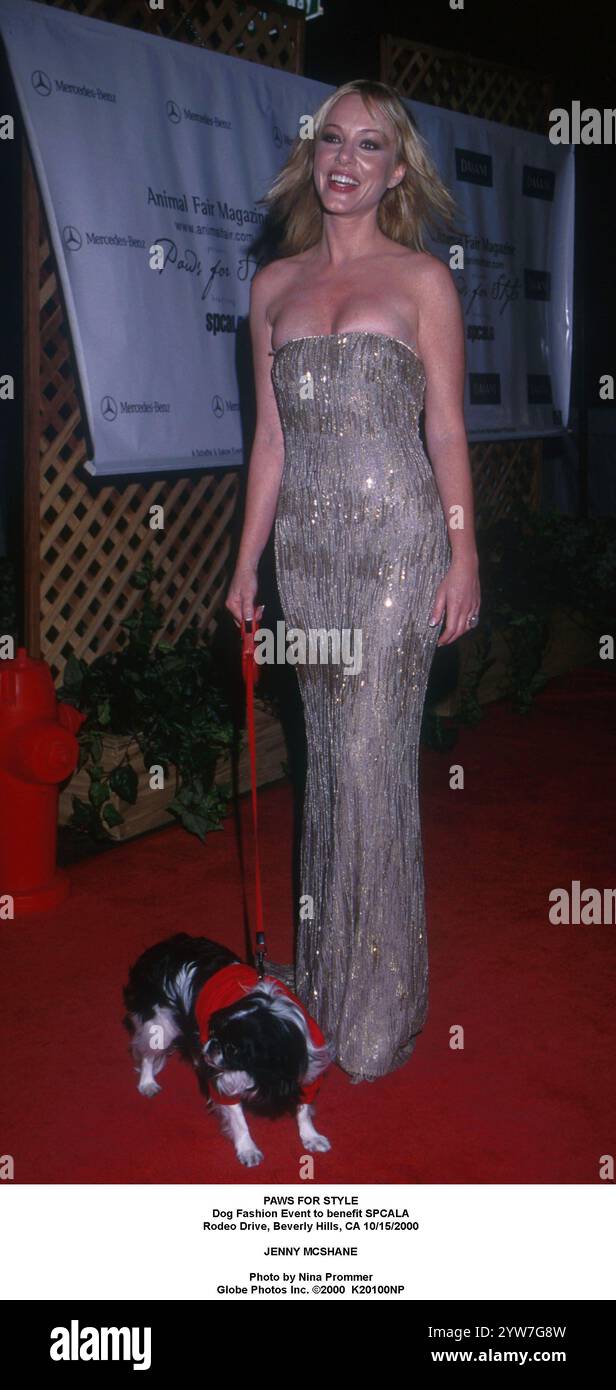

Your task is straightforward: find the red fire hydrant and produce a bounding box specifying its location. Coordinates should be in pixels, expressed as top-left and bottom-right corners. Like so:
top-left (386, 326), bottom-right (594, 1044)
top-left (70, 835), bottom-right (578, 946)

top-left (0, 647), bottom-right (85, 915)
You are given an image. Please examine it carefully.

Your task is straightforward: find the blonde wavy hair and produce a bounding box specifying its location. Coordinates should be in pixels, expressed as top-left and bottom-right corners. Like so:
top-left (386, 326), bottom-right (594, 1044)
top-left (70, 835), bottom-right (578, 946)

top-left (258, 79), bottom-right (459, 256)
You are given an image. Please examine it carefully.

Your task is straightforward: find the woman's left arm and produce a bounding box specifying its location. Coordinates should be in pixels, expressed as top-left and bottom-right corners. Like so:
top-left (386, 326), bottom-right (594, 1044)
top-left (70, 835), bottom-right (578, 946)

top-left (416, 256), bottom-right (481, 646)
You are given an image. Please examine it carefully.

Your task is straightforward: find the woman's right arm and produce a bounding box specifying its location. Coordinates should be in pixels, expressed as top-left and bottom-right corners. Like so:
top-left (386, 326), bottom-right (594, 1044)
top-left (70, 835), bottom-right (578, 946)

top-left (225, 263), bottom-right (286, 628)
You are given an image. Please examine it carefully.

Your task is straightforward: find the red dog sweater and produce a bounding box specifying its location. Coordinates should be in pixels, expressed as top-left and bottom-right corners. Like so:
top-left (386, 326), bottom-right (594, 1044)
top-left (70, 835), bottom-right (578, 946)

top-left (194, 963), bottom-right (327, 1106)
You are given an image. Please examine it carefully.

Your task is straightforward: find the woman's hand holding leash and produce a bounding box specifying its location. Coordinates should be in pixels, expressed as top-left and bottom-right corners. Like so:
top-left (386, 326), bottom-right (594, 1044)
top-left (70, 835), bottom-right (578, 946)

top-left (225, 564), bottom-right (264, 629)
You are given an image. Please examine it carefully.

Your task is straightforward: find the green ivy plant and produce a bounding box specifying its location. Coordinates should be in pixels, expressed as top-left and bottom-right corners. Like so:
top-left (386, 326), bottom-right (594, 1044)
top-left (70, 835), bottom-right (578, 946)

top-left (57, 554), bottom-right (235, 841)
top-left (453, 503), bottom-right (616, 723)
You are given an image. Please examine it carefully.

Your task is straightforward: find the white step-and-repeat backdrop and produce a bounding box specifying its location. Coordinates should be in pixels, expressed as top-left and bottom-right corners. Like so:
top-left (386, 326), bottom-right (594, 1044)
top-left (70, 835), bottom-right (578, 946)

top-left (1, 0), bottom-right (574, 476)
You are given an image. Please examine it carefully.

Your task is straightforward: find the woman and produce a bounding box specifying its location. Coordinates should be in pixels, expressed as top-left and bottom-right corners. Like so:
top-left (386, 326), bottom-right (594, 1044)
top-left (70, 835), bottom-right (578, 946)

top-left (225, 79), bottom-right (480, 1082)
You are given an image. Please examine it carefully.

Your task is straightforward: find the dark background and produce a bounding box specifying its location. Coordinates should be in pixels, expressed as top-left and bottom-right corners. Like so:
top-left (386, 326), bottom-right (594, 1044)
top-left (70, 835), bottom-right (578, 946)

top-left (1, 0), bottom-right (614, 560)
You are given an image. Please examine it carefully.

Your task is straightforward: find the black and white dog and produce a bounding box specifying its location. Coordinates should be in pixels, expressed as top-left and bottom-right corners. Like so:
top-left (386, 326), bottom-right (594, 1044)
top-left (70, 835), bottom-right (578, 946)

top-left (123, 933), bottom-right (333, 1167)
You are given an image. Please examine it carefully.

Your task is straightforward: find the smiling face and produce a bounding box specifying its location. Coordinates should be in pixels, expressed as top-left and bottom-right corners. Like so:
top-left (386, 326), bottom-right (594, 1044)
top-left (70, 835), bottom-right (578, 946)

top-left (313, 92), bottom-right (406, 218)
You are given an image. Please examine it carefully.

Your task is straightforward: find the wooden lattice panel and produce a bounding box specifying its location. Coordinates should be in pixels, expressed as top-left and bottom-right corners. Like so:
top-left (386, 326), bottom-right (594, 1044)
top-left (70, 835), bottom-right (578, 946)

top-left (38, 196), bottom-right (239, 672)
top-left (381, 33), bottom-right (553, 133)
top-left (472, 439), bottom-right (541, 528)
top-left (40, 0), bottom-right (304, 72)
top-left (26, 0), bottom-right (304, 678)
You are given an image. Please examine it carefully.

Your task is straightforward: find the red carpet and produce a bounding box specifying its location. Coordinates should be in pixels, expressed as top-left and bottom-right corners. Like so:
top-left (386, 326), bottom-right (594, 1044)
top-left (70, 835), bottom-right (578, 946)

top-left (2, 664), bottom-right (614, 1183)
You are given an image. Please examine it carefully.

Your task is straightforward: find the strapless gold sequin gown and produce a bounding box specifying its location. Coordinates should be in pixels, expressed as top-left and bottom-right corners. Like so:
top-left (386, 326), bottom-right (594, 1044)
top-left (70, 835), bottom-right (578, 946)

top-left (270, 330), bottom-right (451, 1081)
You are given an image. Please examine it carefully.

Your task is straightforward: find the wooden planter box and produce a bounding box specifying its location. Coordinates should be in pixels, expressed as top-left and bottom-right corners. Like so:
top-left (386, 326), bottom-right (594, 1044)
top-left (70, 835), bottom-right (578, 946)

top-left (58, 607), bottom-right (595, 840)
top-left (58, 699), bottom-right (287, 842)
top-left (58, 733), bottom-right (179, 841)
top-left (434, 607), bottom-right (597, 716)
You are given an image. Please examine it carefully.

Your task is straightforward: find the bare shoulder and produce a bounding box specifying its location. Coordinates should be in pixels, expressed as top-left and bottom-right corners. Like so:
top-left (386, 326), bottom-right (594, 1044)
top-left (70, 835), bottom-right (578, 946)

top-left (389, 246), bottom-right (455, 311)
top-left (406, 248), bottom-right (455, 291)
top-left (408, 252), bottom-right (460, 341)
top-left (251, 252), bottom-right (310, 288)
top-left (411, 251), bottom-right (464, 374)
top-left (250, 254), bottom-right (304, 319)
top-left (249, 258), bottom-right (282, 303)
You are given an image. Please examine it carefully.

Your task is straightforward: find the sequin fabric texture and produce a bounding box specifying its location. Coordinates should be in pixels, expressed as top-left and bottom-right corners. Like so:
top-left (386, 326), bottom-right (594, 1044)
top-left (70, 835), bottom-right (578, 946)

top-left (271, 330), bottom-right (451, 1081)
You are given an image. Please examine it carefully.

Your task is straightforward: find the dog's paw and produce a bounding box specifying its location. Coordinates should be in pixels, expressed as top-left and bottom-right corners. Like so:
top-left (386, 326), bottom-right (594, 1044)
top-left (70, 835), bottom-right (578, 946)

top-left (236, 1144), bottom-right (264, 1167)
top-left (138, 1079), bottom-right (161, 1098)
top-left (302, 1133), bottom-right (331, 1153)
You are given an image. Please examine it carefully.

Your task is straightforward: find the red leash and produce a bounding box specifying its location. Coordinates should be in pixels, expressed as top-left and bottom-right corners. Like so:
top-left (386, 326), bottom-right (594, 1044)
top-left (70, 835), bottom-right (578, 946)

top-left (240, 616), bottom-right (266, 978)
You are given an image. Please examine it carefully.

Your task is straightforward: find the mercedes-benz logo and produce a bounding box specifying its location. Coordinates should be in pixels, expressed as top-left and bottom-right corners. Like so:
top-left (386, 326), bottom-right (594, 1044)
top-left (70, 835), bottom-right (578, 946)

top-left (101, 395), bottom-right (118, 421)
top-left (63, 225), bottom-right (82, 252)
top-left (166, 100), bottom-right (181, 124)
top-left (31, 70), bottom-right (52, 97)
top-left (212, 395), bottom-right (224, 419)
